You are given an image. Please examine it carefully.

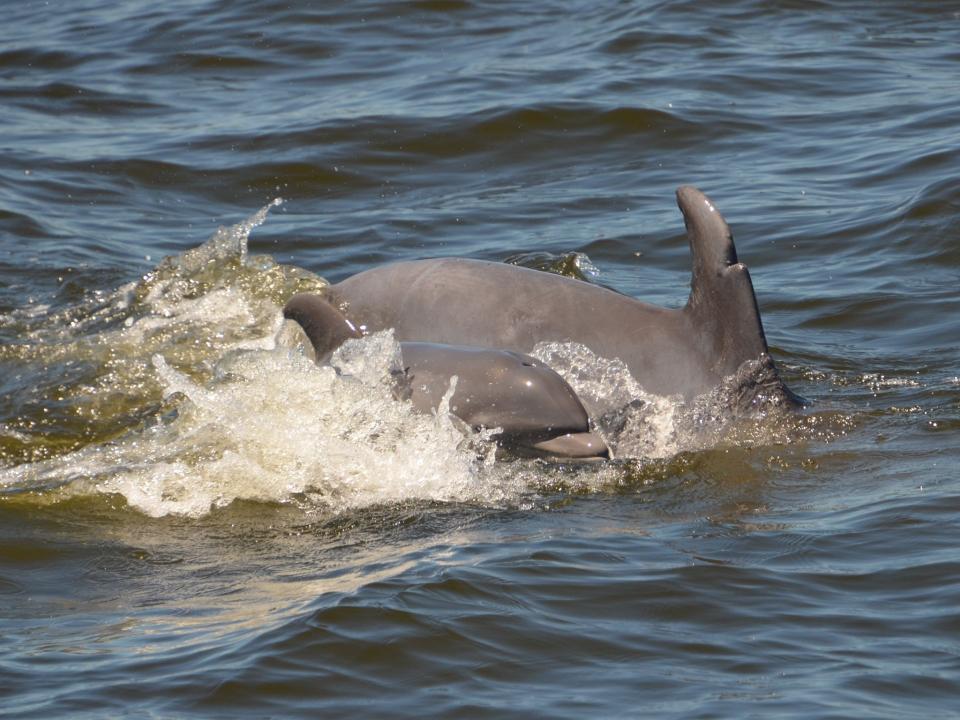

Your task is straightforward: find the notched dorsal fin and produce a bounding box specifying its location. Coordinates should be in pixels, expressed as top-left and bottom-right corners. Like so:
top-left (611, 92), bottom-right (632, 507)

top-left (677, 185), bottom-right (738, 283)
top-left (677, 186), bottom-right (770, 376)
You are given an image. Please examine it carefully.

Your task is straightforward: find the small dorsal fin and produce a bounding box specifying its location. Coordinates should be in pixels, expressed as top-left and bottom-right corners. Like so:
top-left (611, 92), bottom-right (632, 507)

top-left (283, 293), bottom-right (361, 362)
top-left (677, 186), bottom-right (770, 377)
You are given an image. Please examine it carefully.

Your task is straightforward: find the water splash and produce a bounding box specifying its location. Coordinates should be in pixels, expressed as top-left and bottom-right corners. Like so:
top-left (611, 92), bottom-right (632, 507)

top-left (0, 202), bottom-right (815, 517)
top-left (0, 199), bottom-right (325, 466)
top-left (0, 199), bottom-right (512, 516)
top-left (505, 250), bottom-right (601, 282)
top-left (532, 341), bottom-right (680, 458)
top-left (532, 342), bottom-right (803, 459)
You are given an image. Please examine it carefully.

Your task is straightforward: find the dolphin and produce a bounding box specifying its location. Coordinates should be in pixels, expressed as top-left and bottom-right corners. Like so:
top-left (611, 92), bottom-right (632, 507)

top-left (321, 186), bottom-right (797, 405)
top-left (400, 342), bottom-right (607, 458)
top-left (282, 293), bottom-right (608, 459)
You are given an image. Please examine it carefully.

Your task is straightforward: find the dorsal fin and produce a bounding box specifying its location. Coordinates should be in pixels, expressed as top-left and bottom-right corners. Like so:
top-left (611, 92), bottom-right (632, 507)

top-left (677, 185), bottom-right (738, 282)
top-left (677, 186), bottom-right (770, 377)
top-left (283, 293), bottom-right (361, 362)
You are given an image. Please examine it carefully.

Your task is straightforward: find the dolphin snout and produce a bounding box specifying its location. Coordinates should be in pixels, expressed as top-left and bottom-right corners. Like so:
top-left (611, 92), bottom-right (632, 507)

top-left (530, 431), bottom-right (609, 460)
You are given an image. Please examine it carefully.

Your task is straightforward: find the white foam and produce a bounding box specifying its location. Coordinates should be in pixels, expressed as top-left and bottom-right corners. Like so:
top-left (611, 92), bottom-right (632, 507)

top-left (1, 200), bottom-right (781, 517)
top-left (861, 373), bottom-right (922, 391)
top-left (532, 341), bottom-right (681, 458)
top-left (3, 332), bottom-right (509, 517)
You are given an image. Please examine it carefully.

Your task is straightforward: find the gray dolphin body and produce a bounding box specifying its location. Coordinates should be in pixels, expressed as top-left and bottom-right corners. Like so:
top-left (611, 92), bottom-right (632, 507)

top-left (326, 186), bottom-right (797, 404)
top-left (400, 342), bottom-right (607, 458)
top-left (283, 294), bottom-right (608, 458)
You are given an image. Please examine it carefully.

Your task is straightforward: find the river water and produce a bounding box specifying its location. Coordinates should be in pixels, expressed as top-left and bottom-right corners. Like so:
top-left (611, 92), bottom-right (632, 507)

top-left (2, 1), bottom-right (958, 717)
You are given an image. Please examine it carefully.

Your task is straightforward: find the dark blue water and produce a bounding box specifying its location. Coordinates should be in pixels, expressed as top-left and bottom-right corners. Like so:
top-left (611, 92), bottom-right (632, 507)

top-left (2, 1), bottom-right (959, 717)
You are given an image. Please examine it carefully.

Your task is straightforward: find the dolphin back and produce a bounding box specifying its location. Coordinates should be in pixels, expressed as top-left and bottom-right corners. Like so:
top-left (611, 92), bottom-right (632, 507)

top-left (326, 185), bottom-right (796, 404)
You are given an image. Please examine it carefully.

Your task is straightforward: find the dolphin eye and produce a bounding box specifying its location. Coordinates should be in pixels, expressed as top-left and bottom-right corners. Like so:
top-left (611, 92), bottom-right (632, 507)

top-left (522, 362), bottom-right (534, 367)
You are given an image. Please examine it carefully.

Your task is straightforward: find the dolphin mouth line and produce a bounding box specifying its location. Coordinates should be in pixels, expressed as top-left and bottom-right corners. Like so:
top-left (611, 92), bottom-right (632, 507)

top-left (501, 431), bottom-right (610, 460)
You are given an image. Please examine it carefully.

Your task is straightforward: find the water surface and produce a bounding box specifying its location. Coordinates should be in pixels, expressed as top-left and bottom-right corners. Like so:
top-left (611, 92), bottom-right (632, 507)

top-left (1, 1), bottom-right (959, 717)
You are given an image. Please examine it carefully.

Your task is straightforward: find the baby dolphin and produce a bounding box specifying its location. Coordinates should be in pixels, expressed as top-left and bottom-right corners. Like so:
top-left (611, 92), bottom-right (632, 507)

top-left (282, 293), bottom-right (608, 459)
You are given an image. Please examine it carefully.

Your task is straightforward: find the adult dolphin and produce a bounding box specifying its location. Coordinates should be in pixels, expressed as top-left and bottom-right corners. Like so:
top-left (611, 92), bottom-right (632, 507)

top-left (324, 186), bottom-right (797, 404)
top-left (283, 294), bottom-right (608, 458)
